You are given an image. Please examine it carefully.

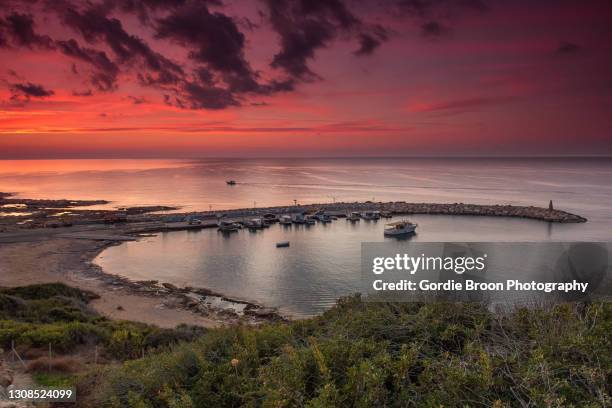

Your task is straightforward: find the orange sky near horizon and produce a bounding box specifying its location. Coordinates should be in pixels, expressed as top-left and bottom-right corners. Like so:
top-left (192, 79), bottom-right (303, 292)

top-left (1, 0), bottom-right (611, 158)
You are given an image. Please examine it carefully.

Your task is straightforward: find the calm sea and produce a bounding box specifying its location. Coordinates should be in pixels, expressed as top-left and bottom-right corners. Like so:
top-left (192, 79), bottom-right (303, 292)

top-left (2, 158), bottom-right (611, 316)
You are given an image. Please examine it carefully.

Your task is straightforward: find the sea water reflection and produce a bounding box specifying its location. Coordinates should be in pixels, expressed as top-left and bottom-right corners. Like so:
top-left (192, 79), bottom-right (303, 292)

top-left (95, 214), bottom-right (592, 317)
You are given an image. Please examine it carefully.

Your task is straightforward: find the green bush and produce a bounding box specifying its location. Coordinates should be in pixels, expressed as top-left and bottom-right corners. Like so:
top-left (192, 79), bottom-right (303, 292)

top-left (88, 296), bottom-right (611, 407)
top-left (1, 283), bottom-right (99, 302)
top-left (0, 284), bottom-right (206, 357)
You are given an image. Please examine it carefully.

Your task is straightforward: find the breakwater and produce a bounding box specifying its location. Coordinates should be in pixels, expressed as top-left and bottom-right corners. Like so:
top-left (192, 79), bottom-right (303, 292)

top-left (186, 201), bottom-right (586, 224)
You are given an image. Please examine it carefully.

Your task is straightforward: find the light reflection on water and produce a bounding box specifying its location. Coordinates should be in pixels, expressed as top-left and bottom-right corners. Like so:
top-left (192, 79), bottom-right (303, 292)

top-left (95, 215), bottom-right (589, 317)
top-left (2, 157), bottom-right (611, 315)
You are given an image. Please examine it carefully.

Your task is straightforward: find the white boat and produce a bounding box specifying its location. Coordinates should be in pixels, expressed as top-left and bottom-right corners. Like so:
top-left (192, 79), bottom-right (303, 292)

top-left (218, 220), bottom-right (239, 232)
top-left (245, 218), bottom-right (265, 230)
top-left (186, 215), bottom-right (201, 225)
top-left (384, 220), bottom-right (417, 236)
top-left (347, 211), bottom-right (360, 221)
top-left (279, 215), bottom-right (292, 225)
top-left (361, 211), bottom-right (380, 220)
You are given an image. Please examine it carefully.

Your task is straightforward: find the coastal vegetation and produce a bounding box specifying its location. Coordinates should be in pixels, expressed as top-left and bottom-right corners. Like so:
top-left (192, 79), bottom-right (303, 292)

top-left (0, 283), bottom-right (205, 361)
top-left (1, 284), bottom-right (609, 406)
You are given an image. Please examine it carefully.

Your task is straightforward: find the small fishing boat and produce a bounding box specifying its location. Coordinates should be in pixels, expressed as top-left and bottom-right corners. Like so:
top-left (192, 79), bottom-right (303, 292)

top-left (279, 215), bottom-right (293, 225)
top-left (186, 215), bottom-right (202, 225)
top-left (263, 213), bottom-right (279, 224)
top-left (245, 218), bottom-right (265, 230)
top-left (304, 215), bottom-right (317, 225)
top-left (226, 180), bottom-right (236, 185)
top-left (361, 211), bottom-right (380, 220)
top-left (276, 241), bottom-right (290, 248)
top-left (384, 220), bottom-right (417, 236)
top-left (380, 211), bottom-right (393, 218)
top-left (218, 220), bottom-right (239, 232)
top-left (319, 214), bottom-right (332, 223)
top-left (346, 211), bottom-right (360, 221)
top-left (292, 214), bottom-right (306, 224)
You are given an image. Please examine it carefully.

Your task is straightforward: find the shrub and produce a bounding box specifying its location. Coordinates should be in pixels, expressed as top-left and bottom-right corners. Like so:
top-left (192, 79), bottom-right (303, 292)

top-left (86, 298), bottom-right (612, 407)
top-left (26, 356), bottom-right (82, 374)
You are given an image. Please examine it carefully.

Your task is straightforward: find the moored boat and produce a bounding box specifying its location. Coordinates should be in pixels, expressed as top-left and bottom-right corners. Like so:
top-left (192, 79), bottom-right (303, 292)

top-left (226, 180), bottom-right (236, 185)
top-left (319, 214), bottom-right (332, 223)
top-left (292, 213), bottom-right (306, 224)
top-left (245, 218), bottom-right (265, 230)
top-left (361, 211), bottom-right (380, 220)
top-left (263, 213), bottom-right (279, 224)
top-left (384, 220), bottom-right (417, 236)
top-left (304, 215), bottom-right (317, 225)
top-left (347, 211), bottom-right (360, 221)
top-left (279, 215), bottom-right (292, 225)
top-left (218, 220), bottom-right (239, 232)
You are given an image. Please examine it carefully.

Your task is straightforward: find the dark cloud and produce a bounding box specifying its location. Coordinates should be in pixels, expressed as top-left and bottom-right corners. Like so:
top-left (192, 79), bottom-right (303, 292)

top-left (11, 82), bottom-right (54, 97)
top-left (264, 0), bottom-right (389, 79)
top-left (182, 82), bottom-right (239, 110)
top-left (264, 0), bottom-right (356, 79)
top-left (72, 89), bottom-right (93, 96)
top-left (155, 2), bottom-right (258, 91)
top-left (56, 39), bottom-right (119, 91)
top-left (396, 0), bottom-right (487, 17)
top-left (0, 12), bottom-right (53, 48)
top-left (111, 0), bottom-right (220, 23)
top-left (153, 1), bottom-right (295, 108)
top-left (355, 33), bottom-right (381, 56)
top-left (58, 4), bottom-right (183, 86)
top-left (2, 0), bottom-right (494, 112)
top-left (354, 25), bottom-right (388, 56)
top-left (421, 20), bottom-right (446, 37)
top-left (556, 41), bottom-right (582, 55)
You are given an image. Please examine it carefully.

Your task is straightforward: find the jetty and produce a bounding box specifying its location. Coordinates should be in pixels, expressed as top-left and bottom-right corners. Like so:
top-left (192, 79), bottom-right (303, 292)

top-left (0, 192), bottom-right (587, 233)
top-left (173, 201), bottom-right (587, 226)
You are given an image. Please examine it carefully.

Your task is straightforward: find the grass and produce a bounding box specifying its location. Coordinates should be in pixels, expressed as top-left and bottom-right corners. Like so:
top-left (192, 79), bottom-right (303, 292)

top-left (33, 372), bottom-right (77, 387)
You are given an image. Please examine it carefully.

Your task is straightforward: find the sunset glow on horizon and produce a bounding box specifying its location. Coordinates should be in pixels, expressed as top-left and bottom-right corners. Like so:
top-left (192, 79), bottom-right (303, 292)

top-left (1, 0), bottom-right (611, 158)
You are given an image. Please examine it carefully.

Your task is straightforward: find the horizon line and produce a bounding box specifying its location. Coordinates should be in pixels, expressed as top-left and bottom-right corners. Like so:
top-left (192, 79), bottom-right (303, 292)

top-left (1, 154), bottom-right (611, 160)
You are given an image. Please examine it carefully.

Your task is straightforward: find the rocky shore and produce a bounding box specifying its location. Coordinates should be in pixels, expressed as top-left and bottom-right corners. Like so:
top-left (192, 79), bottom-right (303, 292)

top-left (82, 244), bottom-right (287, 325)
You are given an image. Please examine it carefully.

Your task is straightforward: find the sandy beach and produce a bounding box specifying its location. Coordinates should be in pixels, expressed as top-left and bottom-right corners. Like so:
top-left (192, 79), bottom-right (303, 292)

top-left (0, 227), bottom-right (221, 328)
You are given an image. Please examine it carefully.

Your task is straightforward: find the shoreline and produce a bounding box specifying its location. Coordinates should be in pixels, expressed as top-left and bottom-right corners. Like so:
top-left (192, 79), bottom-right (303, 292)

top-left (0, 195), bottom-right (588, 328)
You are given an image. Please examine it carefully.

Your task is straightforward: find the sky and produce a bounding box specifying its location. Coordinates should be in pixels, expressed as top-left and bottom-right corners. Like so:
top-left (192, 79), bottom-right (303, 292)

top-left (0, 0), bottom-right (611, 158)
